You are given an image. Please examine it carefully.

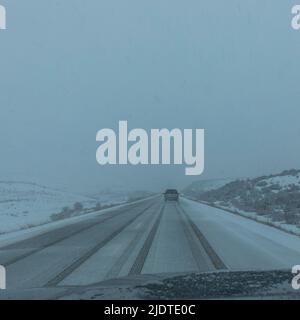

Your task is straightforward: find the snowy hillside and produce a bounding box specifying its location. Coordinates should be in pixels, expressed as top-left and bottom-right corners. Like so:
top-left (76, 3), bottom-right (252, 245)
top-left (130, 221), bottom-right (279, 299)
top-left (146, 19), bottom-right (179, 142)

top-left (184, 170), bottom-right (300, 235)
top-left (255, 169), bottom-right (300, 191)
top-left (0, 181), bottom-right (153, 234)
top-left (0, 181), bottom-right (99, 234)
top-left (182, 179), bottom-right (231, 198)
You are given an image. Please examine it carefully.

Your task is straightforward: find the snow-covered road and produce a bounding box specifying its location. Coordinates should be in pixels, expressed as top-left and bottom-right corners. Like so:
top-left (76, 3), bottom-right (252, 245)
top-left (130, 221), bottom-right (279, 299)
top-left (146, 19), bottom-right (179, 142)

top-left (181, 198), bottom-right (300, 270)
top-left (0, 196), bottom-right (300, 296)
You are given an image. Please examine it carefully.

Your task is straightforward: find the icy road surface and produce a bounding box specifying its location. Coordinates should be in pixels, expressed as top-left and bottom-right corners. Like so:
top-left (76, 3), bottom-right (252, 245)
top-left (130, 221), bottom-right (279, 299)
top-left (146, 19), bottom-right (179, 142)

top-left (0, 196), bottom-right (300, 293)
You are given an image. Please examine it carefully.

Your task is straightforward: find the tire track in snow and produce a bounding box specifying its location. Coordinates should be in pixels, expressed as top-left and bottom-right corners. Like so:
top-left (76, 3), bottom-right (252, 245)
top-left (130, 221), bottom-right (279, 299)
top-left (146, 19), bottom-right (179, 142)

top-left (45, 202), bottom-right (156, 287)
top-left (129, 204), bottom-right (165, 275)
top-left (176, 203), bottom-right (227, 270)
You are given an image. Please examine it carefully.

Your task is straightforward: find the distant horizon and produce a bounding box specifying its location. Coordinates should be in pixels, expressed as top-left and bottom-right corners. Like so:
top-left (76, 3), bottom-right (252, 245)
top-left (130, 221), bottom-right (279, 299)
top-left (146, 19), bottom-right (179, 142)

top-left (1, 167), bottom-right (299, 196)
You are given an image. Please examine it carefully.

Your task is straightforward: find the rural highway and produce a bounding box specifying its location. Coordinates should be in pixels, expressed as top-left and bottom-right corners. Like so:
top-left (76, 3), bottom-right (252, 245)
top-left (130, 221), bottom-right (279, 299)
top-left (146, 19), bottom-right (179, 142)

top-left (1, 196), bottom-right (300, 291)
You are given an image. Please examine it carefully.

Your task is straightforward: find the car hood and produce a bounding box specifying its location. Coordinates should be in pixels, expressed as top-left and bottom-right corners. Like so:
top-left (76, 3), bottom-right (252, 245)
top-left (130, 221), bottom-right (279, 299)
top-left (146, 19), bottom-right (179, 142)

top-left (0, 269), bottom-right (299, 300)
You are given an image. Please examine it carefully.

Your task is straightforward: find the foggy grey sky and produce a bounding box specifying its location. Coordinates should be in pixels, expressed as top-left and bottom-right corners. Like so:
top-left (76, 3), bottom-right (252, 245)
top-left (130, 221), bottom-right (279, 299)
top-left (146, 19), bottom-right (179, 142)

top-left (1, 0), bottom-right (300, 194)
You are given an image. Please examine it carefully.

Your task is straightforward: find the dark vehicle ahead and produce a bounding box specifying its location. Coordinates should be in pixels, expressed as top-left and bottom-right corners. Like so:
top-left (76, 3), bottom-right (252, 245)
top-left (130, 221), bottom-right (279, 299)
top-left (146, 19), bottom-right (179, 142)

top-left (164, 189), bottom-right (179, 201)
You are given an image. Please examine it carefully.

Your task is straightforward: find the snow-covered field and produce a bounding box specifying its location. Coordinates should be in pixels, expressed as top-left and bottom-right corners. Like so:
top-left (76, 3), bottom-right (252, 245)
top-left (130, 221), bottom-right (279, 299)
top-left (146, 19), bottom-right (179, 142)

top-left (0, 182), bottom-right (129, 234)
top-left (0, 182), bottom-right (98, 234)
